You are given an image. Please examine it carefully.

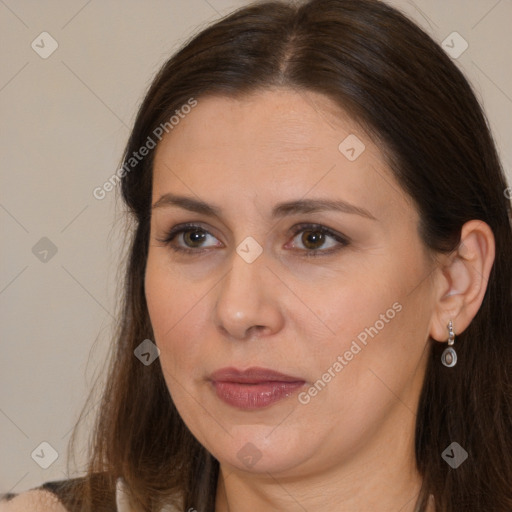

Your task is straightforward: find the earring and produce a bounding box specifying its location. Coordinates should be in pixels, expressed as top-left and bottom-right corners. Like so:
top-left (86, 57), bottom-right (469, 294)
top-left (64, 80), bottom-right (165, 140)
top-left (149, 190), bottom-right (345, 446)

top-left (441, 320), bottom-right (457, 367)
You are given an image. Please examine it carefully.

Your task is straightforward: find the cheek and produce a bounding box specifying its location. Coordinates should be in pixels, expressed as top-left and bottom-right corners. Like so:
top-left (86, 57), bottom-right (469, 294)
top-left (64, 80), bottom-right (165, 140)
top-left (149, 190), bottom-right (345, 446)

top-left (144, 255), bottom-right (207, 377)
top-left (304, 262), bottom-right (402, 351)
top-left (145, 258), bottom-right (220, 444)
top-left (292, 279), bottom-right (429, 449)
top-left (303, 250), bottom-right (431, 390)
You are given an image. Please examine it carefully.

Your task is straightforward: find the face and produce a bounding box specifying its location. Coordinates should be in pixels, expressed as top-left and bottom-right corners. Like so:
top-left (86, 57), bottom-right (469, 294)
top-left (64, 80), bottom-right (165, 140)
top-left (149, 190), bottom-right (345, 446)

top-left (145, 88), bottom-right (437, 478)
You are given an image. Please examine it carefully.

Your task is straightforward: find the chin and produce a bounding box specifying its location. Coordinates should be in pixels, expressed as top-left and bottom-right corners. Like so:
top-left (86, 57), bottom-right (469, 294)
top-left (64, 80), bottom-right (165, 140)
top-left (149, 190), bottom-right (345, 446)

top-left (207, 424), bottom-right (317, 476)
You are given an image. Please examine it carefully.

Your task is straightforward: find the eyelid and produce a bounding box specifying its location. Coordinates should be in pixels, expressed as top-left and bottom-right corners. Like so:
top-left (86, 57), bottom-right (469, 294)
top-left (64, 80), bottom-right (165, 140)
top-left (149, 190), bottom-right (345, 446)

top-left (155, 222), bottom-right (222, 251)
top-left (287, 223), bottom-right (350, 253)
top-left (155, 221), bottom-right (350, 256)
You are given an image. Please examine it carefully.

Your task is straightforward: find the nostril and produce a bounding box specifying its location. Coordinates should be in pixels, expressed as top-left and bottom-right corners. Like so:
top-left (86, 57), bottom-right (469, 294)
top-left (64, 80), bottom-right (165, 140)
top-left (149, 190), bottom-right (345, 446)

top-left (246, 325), bottom-right (269, 337)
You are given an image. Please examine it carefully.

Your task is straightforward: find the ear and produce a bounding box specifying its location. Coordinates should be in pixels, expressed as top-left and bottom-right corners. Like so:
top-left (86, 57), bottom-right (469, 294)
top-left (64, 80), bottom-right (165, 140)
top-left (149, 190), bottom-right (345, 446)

top-left (429, 220), bottom-right (495, 342)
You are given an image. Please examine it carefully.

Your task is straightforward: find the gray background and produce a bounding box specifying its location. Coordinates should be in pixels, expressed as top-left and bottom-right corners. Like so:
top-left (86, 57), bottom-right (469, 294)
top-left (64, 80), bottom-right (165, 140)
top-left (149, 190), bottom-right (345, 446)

top-left (1, 0), bottom-right (511, 494)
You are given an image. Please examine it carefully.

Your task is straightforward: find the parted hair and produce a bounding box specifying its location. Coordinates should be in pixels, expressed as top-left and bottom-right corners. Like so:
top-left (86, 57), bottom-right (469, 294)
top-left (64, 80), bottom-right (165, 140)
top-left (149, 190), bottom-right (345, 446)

top-left (69, 1), bottom-right (512, 510)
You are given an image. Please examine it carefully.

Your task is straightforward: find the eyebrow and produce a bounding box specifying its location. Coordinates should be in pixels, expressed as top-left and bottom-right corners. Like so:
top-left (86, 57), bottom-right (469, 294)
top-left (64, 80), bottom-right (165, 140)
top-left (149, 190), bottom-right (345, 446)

top-left (152, 193), bottom-right (377, 221)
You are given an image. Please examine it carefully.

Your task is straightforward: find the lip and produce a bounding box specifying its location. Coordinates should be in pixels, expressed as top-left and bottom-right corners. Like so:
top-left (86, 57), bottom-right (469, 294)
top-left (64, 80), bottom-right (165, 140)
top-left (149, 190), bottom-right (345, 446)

top-left (210, 366), bottom-right (304, 383)
top-left (209, 366), bottom-right (306, 410)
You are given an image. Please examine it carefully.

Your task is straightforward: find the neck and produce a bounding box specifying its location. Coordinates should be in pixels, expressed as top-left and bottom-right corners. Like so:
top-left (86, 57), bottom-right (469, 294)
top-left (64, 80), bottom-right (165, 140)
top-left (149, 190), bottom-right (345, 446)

top-left (214, 409), bottom-right (433, 512)
top-left (215, 466), bottom-right (425, 512)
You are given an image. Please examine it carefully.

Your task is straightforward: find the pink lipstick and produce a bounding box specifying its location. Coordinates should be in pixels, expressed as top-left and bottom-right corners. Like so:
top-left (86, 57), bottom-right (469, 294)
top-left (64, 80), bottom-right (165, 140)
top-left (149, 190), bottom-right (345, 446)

top-left (209, 367), bottom-right (306, 410)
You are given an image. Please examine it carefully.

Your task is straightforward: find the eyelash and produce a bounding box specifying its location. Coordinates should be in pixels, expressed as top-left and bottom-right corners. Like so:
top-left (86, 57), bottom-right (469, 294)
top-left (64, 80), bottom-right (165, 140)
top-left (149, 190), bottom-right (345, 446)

top-left (155, 222), bottom-right (350, 258)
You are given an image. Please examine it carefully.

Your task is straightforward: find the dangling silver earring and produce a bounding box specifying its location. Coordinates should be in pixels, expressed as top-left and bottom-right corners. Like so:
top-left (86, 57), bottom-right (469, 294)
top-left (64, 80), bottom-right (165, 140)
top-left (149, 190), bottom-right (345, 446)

top-left (441, 320), bottom-right (457, 367)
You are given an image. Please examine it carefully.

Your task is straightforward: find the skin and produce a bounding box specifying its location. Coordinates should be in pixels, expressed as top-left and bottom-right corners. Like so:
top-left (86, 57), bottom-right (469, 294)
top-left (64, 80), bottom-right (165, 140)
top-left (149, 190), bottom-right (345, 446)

top-left (145, 88), bottom-right (495, 512)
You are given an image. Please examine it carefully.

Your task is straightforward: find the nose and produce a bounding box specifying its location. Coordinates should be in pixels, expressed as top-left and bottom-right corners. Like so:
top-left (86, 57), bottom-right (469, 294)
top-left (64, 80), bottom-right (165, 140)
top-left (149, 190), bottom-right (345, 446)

top-left (213, 247), bottom-right (285, 341)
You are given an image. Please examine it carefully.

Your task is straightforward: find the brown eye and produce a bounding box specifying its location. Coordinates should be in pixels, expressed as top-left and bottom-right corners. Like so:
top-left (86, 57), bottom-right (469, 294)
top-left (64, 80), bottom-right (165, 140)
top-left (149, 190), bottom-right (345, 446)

top-left (300, 229), bottom-right (327, 250)
top-left (182, 228), bottom-right (208, 248)
top-left (156, 223), bottom-right (221, 254)
top-left (157, 222), bottom-right (349, 257)
top-left (288, 223), bottom-right (350, 257)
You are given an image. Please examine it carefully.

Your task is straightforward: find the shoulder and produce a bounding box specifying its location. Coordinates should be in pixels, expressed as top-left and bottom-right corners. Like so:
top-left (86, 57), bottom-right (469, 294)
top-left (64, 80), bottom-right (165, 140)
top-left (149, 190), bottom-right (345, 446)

top-left (1, 474), bottom-right (182, 512)
top-left (0, 473), bottom-right (117, 512)
top-left (0, 489), bottom-right (69, 511)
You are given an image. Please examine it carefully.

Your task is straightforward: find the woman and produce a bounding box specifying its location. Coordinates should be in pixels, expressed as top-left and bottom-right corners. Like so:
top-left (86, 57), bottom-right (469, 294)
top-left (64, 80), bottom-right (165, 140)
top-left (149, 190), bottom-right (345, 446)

top-left (2, 0), bottom-right (511, 510)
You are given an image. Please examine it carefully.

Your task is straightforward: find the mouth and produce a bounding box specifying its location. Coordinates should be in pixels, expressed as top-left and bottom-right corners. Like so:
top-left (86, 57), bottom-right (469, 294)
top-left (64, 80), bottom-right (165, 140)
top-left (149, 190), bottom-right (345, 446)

top-left (208, 366), bottom-right (306, 410)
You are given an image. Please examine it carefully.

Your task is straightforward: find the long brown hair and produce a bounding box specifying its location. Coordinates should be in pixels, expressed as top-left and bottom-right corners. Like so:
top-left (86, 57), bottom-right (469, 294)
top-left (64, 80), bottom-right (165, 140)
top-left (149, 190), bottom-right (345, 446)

top-left (69, 0), bottom-right (512, 510)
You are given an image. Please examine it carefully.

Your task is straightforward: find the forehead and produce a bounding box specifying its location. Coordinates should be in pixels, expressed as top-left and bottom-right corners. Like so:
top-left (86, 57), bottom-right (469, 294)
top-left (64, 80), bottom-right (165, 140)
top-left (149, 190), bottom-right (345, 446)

top-left (155, 88), bottom-right (366, 161)
top-left (152, 88), bottom-right (415, 222)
